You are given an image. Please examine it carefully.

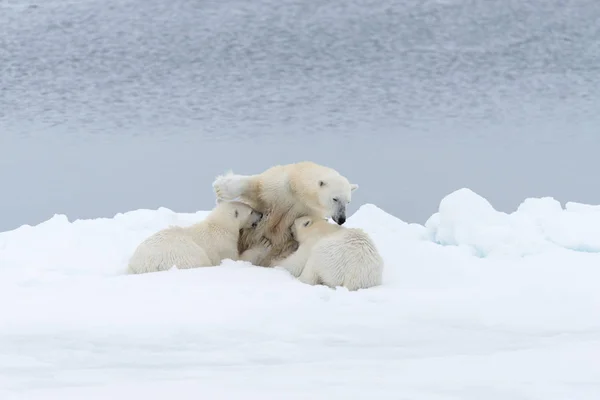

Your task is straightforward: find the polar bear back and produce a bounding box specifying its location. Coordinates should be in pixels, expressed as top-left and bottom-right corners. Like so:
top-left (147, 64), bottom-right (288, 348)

top-left (127, 227), bottom-right (214, 274)
top-left (307, 228), bottom-right (384, 291)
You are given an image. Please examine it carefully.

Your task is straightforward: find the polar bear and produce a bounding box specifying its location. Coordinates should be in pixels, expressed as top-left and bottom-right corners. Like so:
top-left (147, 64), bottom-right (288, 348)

top-left (271, 216), bottom-right (383, 290)
top-left (127, 201), bottom-right (262, 274)
top-left (212, 161), bottom-right (358, 267)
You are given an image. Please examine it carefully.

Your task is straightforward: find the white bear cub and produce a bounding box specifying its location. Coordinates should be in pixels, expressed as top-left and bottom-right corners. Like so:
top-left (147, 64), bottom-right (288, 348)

top-left (272, 216), bottom-right (384, 291)
top-left (127, 201), bottom-right (262, 274)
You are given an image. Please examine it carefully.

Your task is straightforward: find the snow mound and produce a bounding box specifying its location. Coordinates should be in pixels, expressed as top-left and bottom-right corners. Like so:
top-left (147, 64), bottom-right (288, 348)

top-left (0, 207), bottom-right (210, 283)
top-left (1, 189), bottom-right (600, 399)
top-left (425, 188), bottom-right (600, 257)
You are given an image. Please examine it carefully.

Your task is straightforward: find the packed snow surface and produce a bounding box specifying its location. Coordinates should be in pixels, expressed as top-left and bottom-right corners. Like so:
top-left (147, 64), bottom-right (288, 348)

top-left (1, 188), bottom-right (599, 399)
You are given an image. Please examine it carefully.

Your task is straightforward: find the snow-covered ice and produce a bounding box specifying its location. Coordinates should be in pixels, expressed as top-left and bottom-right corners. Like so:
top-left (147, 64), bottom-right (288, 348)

top-left (1, 188), bottom-right (600, 399)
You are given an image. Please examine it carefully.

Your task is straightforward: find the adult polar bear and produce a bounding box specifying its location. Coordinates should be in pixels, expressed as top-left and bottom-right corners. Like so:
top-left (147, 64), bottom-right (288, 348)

top-left (212, 161), bottom-right (358, 267)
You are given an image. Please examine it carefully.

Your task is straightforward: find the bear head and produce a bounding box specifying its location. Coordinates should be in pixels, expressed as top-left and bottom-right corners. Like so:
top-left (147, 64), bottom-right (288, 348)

top-left (292, 164), bottom-right (358, 225)
top-left (291, 215), bottom-right (337, 243)
top-left (214, 200), bottom-right (263, 229)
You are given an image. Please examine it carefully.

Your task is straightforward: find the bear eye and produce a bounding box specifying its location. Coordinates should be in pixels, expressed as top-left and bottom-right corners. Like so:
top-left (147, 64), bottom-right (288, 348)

top-left (234, 210), bottom-right (239, 218)
top-left (319, 180), bottom-right (325, 187)
top-left (333, 197), bottom-right (339, 202)
top-left (303, 220), bottom-right (311, 227)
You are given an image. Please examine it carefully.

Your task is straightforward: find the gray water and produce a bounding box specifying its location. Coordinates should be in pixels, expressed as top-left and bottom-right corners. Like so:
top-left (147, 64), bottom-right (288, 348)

top-left (1, 0), bottom-right (600, 232)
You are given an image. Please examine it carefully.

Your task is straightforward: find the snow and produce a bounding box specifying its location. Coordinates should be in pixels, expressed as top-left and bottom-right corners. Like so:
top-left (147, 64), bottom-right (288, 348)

top-left (425, 188), bottom-right (600, 257)
top-left (1, 189), bottom-right (599, 399)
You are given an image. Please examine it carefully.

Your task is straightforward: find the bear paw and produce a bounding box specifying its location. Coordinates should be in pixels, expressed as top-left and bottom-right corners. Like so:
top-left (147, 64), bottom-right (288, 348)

top-left (212, 172), bottom-right (248, 201)
top-left (259, 236), bottom-right (272, 249)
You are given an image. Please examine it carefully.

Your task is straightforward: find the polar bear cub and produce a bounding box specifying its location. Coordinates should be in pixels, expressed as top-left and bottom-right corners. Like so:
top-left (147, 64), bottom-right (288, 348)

top-left (271, 216), bottom-right (384, 291)
top-left (127, 201), bottom-right (262, 274)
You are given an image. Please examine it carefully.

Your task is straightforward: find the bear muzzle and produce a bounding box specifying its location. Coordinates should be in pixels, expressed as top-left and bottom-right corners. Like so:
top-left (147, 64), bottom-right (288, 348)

top-left (250, 211), bottom-right (263, 227)
top-left (332, 211), bottom-right (346, 225)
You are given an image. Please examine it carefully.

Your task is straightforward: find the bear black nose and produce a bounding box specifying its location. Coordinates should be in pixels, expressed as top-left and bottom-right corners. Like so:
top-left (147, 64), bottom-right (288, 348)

top-left (335, 215), bottom-right (346, 225)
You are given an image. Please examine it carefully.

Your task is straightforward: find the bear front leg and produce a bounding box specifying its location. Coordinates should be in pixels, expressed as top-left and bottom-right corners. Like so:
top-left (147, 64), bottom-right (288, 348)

top-left (270, 247), bottom-right (308, 277)
top-left (239, 237), bottom-right (272, 266)
top-left (297, 264), bottom-right (319, 286)
top-left (212, 172), bottom-right (258, 204)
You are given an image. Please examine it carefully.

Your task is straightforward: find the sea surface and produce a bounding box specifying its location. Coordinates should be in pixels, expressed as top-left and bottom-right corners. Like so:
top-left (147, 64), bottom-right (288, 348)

top-left (1, 0), bottom-right (599, 231)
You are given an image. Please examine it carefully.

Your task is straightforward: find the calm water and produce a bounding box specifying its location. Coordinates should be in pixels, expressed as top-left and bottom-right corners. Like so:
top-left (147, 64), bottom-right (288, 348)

top-left (1, 0), bottom-right (600, 231)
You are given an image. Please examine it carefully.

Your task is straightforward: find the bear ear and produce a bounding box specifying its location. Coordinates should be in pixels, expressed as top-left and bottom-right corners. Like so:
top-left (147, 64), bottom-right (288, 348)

top-left (350, 183), bottom-right (359, 192)
top-left (319, 180), bottom-right (326, 187)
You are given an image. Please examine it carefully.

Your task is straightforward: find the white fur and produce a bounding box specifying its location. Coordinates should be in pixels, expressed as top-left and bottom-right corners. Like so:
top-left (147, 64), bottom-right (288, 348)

top-left (212, 161), bottom-right (359, 267)
top-left (272, 216), bottom-right (384, 291)
top-left (127, 202), bottom-right (262, 274)
top-left (212, 171), bottom-right (250, 202)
